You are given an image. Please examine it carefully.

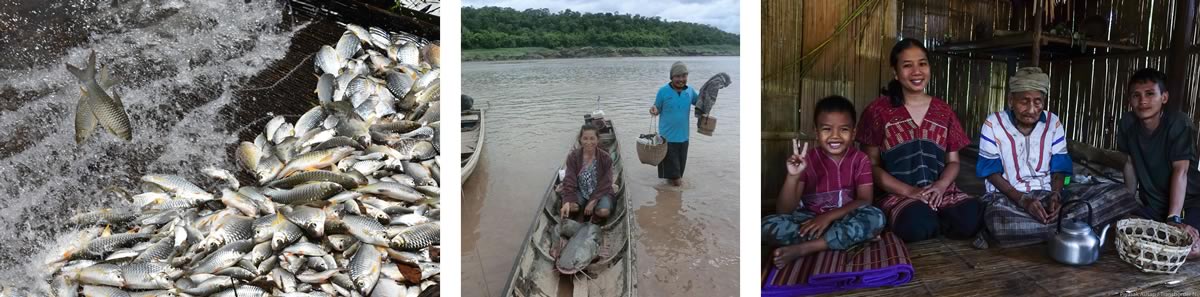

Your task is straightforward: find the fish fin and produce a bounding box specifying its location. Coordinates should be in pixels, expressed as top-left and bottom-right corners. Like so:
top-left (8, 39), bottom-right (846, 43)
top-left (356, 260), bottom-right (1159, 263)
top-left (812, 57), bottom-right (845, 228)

top-left (74, 93), bottom-right (98, 144)
top-left (65, 64), bottom-right (88, 82)
top-left (101, 225), bottom-right (112, 237)
top-left (87, 50), bottom-right (97, 76)
top-left (97, 65), bottom-right (120, 90)
top-left (111, 93), bottom-right (125, 108)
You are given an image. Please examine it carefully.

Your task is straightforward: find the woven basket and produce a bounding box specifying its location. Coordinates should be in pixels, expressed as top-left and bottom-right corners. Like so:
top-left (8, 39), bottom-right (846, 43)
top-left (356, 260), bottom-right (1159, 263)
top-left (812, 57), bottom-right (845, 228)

top-left (1115, 218), bottom-right (1192, 274)
top-left (698, 114), bottom-right (717, 136)
top-left (637, 134), bottom-right (667, 165)
top-left (637, 116), bottom-right (668, 166)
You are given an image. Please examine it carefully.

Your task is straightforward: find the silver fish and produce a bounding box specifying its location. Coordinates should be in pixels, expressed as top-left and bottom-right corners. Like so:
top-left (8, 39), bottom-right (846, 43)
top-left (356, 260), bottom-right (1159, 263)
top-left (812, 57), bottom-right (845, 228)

top-left (80, 233), bottom-right (151, 260)
top-left (389, 222), bottom-right (439, 250)
top-left (315, 45), bottom-right (343, 75)
top-left (191, 239), bottom-right (254, 274)
top-left (194, 215), bottom-right (253, 254)
top-left (81, 285), bottom-right (131, 297)
top-left (335, 31), bottom-right (362, 62)
top-left (237, 141), bottom-right (262, 173)
top-left (282, 205), bottom-right (328, 238)
top-left (266, 181), bottom-right (344, 205)
top-left (355, 182), bottom-right (424, 202)
top-left (276, 147), bottom-right (357, 180)
top-left (203, 166), bottom-right (240, 190)
top-left (120, 261), bottom-right (178, 290)
top-left (66, 50), bottom-right (132, 142)
top-left (70, 208), bottom-right (136, 226)
top-left (348, 244), bottom-right (383, 295)
top-left (295, 106), bottom-right (328, 137)
top-left (268, 170), bottom-right (360, 190)
top-left (78, 263), bottom-right (125, 287)
top-left (341, 215), bottom-right (390, 246)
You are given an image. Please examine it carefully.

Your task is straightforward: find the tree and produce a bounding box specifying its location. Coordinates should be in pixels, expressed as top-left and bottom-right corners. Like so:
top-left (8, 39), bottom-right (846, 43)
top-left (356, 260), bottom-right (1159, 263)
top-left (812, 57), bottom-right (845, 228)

top-left (461, 6), bottom-right (739, 49)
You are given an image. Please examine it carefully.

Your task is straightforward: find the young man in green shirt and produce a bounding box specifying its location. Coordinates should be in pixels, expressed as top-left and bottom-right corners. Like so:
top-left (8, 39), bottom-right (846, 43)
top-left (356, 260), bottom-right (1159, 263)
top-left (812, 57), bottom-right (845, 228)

top-left (1119, 68), bottom-right (1200, 256)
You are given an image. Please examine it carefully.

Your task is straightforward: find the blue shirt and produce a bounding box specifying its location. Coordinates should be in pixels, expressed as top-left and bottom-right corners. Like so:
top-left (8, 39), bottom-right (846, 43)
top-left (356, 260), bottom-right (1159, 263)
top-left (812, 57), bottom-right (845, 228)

top-left (654, 83), bottom-right (697, 142)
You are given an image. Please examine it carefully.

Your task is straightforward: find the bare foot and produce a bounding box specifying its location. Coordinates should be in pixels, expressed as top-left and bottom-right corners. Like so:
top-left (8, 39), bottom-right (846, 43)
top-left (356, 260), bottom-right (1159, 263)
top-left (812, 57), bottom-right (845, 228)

top-left (670, 179), bottom-right (682, 187)
top-left (772, 241), bottom-right (827, 268)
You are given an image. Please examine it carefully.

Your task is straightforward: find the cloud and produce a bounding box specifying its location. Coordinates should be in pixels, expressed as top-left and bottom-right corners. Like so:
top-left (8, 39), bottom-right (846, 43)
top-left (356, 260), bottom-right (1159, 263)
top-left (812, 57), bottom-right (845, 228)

top-left (463, 0), bottom-right (740, 34)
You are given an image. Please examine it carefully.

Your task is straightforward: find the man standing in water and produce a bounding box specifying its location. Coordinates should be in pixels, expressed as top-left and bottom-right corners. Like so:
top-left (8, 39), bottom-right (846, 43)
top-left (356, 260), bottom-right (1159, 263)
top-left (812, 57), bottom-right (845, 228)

top-left (650, 61), bottom-right (698, 187)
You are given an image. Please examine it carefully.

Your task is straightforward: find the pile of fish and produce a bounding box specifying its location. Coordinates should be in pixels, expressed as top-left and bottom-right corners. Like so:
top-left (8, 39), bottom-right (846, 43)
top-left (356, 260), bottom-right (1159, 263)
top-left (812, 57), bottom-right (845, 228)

top-left (38, 23), bottom-right (441, 297)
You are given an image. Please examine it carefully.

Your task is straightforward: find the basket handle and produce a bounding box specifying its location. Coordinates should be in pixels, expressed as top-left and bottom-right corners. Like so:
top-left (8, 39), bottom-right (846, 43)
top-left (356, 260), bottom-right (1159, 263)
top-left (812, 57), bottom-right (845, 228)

top-left (649, 115), bottom-right (658, 134)
top-left (1057, 199), bottom-right (1094, 233)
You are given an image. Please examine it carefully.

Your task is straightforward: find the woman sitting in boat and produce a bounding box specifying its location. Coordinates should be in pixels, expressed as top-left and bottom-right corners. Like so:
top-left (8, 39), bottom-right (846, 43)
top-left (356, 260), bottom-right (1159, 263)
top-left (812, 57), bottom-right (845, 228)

top-left (559, 124), bottom-right (614, 223)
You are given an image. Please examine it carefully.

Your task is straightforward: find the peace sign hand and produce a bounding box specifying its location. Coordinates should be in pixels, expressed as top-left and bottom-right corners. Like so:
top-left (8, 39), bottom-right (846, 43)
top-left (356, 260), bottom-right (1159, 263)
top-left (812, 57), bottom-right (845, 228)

top-left (786, 139), bottom-right (809, 176)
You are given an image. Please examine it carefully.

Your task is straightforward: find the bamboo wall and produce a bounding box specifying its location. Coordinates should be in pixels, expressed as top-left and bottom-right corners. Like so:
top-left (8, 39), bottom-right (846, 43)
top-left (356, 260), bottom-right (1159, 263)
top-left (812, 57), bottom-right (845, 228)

top-left (762, 0), bottom-right (1200, 208)
top-left (760, 0), bottom-right (896, 210)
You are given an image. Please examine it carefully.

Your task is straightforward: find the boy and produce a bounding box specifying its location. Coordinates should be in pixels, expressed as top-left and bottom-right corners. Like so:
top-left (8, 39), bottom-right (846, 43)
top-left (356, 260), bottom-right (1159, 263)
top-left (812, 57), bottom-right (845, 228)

top-left (1119, 68), bottom-right (1200, 246)
top-left (763, 95), bottom-right (885, 268)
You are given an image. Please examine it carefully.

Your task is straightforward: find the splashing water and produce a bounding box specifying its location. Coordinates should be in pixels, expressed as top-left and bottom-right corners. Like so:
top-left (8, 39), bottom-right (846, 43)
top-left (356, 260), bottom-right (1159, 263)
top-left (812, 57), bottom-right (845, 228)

top-left (0, 0), bottom-right (303, 290)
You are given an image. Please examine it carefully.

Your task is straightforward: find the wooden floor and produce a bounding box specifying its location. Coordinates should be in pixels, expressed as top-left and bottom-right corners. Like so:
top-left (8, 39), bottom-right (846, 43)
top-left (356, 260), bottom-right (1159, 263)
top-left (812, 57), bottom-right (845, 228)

top-left (764, 146), bottom-right (1200, 296)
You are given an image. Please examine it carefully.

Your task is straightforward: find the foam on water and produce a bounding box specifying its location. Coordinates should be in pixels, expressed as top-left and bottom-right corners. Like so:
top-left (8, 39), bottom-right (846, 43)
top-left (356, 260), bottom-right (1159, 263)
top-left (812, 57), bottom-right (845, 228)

top-left (0, 0), bottom-right (302, 289)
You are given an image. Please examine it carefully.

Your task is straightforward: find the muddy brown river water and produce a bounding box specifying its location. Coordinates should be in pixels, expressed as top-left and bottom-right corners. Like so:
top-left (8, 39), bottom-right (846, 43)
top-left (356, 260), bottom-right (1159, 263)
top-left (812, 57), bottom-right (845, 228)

top-left (462, 56), bottom-right (741, 297)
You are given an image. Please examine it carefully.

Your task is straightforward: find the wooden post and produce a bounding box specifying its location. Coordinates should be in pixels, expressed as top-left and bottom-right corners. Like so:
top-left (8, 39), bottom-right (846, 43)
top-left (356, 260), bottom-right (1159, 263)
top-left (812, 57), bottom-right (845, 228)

top-left (1031, 4), bottom-right (1043, 67)
top-left (1167, 0), bottom-right (1197, 111)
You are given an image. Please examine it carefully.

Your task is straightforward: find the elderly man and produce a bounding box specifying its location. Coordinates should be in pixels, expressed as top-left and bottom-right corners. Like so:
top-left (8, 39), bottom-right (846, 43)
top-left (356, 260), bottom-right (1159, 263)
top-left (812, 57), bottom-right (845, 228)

top-left (974, 67), bottom-right (1137, 248)
top-left (650, 61), bottom-right (698, 186)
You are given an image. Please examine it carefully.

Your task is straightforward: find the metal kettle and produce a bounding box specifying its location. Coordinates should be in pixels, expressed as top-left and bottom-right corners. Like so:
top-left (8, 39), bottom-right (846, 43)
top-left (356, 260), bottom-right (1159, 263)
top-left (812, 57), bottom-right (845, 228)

top-left (1049, 200), bottom-right (1110, 266)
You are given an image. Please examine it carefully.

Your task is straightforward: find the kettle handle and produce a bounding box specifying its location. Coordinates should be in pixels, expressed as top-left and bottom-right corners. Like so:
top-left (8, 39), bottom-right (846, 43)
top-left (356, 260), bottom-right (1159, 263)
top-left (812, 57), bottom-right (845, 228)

top-left (1057, 199), bottom-right (1094, 232)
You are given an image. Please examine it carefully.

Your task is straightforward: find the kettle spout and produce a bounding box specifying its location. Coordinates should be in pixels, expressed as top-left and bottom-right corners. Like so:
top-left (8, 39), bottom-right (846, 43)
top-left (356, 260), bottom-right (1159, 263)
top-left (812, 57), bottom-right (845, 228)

top-left (1098, 223), bottom-right (1111, 248)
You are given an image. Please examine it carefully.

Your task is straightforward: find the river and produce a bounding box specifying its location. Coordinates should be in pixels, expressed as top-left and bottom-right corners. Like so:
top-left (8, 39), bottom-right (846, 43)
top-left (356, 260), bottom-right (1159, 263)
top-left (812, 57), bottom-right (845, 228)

top-left (462, 56), bottom-right (741, 297)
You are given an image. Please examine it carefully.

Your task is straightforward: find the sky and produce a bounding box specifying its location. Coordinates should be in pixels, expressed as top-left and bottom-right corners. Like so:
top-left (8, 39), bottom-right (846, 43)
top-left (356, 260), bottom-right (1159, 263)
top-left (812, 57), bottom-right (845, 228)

top-left (462, 0), bottom-right (741, 34)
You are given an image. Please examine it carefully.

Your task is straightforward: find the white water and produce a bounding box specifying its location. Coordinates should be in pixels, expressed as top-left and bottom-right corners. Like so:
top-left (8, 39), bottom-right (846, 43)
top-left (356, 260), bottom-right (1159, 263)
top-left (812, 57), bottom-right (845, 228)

top-left (0, 0), bottom-right (302, 290)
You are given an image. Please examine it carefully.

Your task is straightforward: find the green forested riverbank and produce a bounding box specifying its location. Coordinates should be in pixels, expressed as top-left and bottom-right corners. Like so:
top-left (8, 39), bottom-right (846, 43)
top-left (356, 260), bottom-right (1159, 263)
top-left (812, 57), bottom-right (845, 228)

top-left (462, 6), bottom-right (739, 60)
top-left (462, 45), bottom-right (739, 61)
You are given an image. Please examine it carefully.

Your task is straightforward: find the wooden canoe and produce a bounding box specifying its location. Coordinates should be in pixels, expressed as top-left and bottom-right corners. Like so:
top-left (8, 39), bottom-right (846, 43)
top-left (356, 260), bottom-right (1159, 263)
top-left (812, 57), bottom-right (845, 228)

top-left (502, 115), bottom-right (636, 297)
top-left (461, 108), bottom-right (485, 181)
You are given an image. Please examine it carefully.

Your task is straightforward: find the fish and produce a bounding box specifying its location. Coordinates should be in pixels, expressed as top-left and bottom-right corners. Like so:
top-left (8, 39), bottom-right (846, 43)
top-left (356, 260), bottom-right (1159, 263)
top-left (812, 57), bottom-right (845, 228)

top-left (348, 244), bottom-right (383, 295)
top-left (341, 215), bottom-right (391, 246)
top-left (267, 170), bottom-right (359, 189)
top-left (335, 31), bottom-right (362, 62)
top-left (355, 182), bottom-right (424, 203)
top-left (314, 45), bottom-right (343, 75)
top-left (694, 72), bottom-right (731, 119)
top-left (317, 73), bottom-right (336, 104)
top-left (556, 222), bottom-right (601, 274)
top-left (70, 208), bottom-right (136, 226)
top-left (49, 21), bottom-right (440, 296)
top-left (236, 142), bottom-right (263, 175)
top-left (66, 50), bottom-right (132, 142)
top-left (266, 181), bottom-right (344, 205)
top-left (79, 233), bottom-right (151, 260)
top-left (281, 205), bottom-right (327, 238)
top-left (78, 264), bottom-right (126, 287)
top-left (120, 261), bottom-right (178, 290)
top-left (80, 285), bottom-right (131, 297)
top-left (193, 215), bottom-right (253, 254)
top-left (276, 147), bottom-right (356, 179)
top-left (389, 222), bottom-right (439, 250)
top-left (191, 239), bottom-right (254, 274)
top-left (203, 167), bottom-right (240, 190)
top-left (294, 106), bottom-right (327, 136)
top-left (74, 92), bottom-right (99, 144)
top-left (130, 238), bottom-right (174, 263)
